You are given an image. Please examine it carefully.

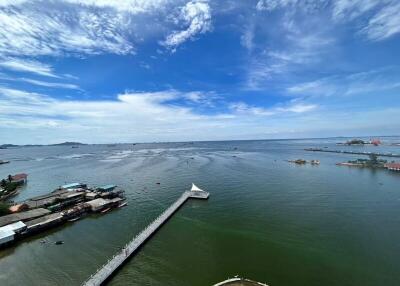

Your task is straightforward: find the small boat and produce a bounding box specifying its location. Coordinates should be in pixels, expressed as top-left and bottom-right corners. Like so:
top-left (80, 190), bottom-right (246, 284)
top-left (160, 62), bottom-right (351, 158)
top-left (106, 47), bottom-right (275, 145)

top-left (288, 159), bottom-right (307, 164)
top-left (55, 240), bottom-right (64, 245)
top-left (68, 216), bottom-right (81, 222)
top-left (0, 160), bottom-right (10, 165)
top-left (118, 202), bottom-right (128, 208)
top-left (101, 207), bottom-right (111, 213)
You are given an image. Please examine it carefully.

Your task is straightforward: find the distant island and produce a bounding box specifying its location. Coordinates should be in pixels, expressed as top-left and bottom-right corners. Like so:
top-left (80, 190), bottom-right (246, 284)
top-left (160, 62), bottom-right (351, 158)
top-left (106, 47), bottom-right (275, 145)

top-left (0, 144), bottom-right (19, 149)
top-left (0, 142), bottom-right (87, 149)
top-left (337, 138), bottom-right (381, 146)
top-left (49, 142), bottom-right (86, 146)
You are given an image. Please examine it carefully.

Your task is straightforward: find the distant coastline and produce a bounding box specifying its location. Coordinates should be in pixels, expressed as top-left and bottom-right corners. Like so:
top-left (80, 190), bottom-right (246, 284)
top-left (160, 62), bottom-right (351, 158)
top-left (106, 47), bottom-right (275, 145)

top-left (0, 142), bottom-right (87, 149)
top-left (1, 135), bottom-right (400, 149)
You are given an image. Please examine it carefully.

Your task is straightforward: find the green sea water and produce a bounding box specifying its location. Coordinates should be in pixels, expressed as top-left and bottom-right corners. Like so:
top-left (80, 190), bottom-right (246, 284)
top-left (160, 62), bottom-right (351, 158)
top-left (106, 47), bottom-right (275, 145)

top-left (0, 138), bottom-right (399, 286)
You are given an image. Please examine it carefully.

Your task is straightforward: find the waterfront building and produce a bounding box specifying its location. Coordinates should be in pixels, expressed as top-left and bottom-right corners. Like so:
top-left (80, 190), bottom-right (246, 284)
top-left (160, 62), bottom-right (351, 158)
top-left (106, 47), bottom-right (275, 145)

top-left (61, 182), bottom-right (87, 190)
top-left (85, 198), bottom-right (109, 212)
top-left (385, 163), bottom-right (400, 171)
top-left (0, 221), bottom-right (27, 247)
top-left (10, 173), bottom-right (28, 184)
top-left (0, 227), bottom-right (14, 246)
top-left (97, 184), bottom-right (117, 192)
top-left (0, 208), bottom-right (51, 227)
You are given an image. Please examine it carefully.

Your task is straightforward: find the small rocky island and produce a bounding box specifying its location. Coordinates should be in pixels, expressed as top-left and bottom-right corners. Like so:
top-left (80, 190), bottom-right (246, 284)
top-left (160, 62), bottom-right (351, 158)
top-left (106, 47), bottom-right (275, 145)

top-left (288, 159), bottom-right (320, 165)
top-left (336, 154), bottom-right (387, 168)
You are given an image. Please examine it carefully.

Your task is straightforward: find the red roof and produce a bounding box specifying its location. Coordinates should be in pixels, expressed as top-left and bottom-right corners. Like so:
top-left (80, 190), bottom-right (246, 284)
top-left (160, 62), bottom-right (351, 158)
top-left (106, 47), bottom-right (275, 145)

top-left (11, 173), bottom-right (28, 180)
top-left (371, 139), bottom-right (381, 146)
top-left (385, 163), bottom-right (400, 169)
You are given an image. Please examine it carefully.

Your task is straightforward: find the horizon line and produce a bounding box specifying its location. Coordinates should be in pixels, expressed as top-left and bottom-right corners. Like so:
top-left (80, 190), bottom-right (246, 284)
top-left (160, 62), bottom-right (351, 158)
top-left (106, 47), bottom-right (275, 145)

top-left (1, 134), bottom-right (399, 147)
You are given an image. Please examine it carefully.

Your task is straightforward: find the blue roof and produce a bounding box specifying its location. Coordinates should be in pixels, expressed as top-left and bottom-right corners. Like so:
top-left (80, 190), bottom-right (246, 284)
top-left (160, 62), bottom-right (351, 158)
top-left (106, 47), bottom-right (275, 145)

top-left (62, 183), bottom-right (83, 189)
top-left (99, 184), bottom-right (116, 190)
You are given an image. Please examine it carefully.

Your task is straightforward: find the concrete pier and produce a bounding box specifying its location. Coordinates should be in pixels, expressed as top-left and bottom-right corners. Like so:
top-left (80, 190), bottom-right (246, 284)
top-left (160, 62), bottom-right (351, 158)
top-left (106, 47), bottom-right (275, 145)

top-left (305, 148), bottom-right (400, 158)
top-left (83, 189), bottom-right (209, 286)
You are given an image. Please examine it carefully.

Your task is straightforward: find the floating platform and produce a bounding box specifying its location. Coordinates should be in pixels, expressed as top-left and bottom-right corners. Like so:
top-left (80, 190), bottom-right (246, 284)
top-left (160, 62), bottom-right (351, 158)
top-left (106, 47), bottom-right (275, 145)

top-left (213, 278), bottom-right (268, 286)
top-left (82, 184), bottom-right (209, 286)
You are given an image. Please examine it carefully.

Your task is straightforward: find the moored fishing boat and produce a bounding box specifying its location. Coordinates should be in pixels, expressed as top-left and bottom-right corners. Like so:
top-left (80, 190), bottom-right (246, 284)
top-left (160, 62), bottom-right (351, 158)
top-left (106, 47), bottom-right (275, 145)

top-left (67, 216), bottom-right (81, 222)
top-left (118, 202), bottom-right (127, 208)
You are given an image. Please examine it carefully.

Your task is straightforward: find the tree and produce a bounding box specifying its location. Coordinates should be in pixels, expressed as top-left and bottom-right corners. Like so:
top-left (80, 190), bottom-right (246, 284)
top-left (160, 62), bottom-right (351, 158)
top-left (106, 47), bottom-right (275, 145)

top-left (0, 179), bottom-right (6, 188)
top-left (0, 202), bottom-right (10, 216)
top-left (7, 174), bottom-right (12, 182)
top-left (369, 154), bottom-right (379, 166)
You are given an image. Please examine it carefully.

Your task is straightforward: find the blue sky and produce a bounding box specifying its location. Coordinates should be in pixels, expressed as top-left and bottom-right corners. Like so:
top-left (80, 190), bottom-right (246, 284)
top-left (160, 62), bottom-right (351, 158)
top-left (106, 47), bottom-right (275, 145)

top-left (0, 0), bottom-right (399, 144)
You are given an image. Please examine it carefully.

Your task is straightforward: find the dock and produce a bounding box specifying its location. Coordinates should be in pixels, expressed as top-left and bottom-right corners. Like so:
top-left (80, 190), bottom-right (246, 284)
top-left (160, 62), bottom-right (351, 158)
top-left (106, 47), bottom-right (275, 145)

top-left (83, 185), bottom-right (209, 286)
top-left (305, 148), bottom-right (400, 158)
top-left (213, 277), bottom-right (268, 286)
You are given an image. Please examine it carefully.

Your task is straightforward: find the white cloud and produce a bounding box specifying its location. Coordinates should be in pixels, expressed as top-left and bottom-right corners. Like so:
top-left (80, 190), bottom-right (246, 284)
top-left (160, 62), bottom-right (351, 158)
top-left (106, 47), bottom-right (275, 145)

top-left (245, 24), bottom-right (335, 90)
top-left (256, 0), bottom-right (400, 43)
top-left (0, 73), bottom-right (80, 89)
top-left (0, 58), bottom-right (58, 77)
top-left (256, 0), bottom-right (298, 11)
top-left (230, 101), bottom-right (317, 116)
top-left (0, 87), bottom-right (53, 104)
top-left (0, 4), bottom-right (135, 57)
top-left (183, 91), bottom-right (219, 106)
top-left (0, 0), bottom-right (27, 6)
top-left (287, 68), bottom-right (400, 97)
top-left (0, 0), bottom-right (212, 59)
top-left (0, 87), bottom-right (324, 143)
top-left (277, 103), bottom-right (317, 113)
top-left (19, 78), bottom-right (80, 90)
top-left (0, 0), bottom-right (180, 59)
top-left (64, 0), bottom-right (171, 14)
top-left (362, 2), bottom-right (400, 41)
top-left (162, 0), bottom-right (212, 50)
top-left (245, 0), bottom-right (400, 91)
top-left (256, 0), bottom-right (329, 13)
top-left (230, 102), bottom-right (276, 116)
top-left (240, 23), bottom-right (255, 51)
top-left (332, 0), bottom-right (382, 20)
top-left (332, 0), bottom-right (400, 41)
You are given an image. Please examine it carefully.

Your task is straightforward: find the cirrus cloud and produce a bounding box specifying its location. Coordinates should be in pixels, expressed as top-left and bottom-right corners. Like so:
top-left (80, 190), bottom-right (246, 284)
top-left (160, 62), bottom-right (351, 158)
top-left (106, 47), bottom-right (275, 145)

top-left (162, 0), bottom-right (212, 50)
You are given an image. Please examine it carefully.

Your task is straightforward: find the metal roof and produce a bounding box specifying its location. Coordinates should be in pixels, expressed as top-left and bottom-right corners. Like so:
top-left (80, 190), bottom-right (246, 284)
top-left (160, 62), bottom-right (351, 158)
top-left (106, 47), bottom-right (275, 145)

top-left (99, 184), bottom-right (116, 190)
top-left (0, 228), bottom-right (14, 241)
top-left (0, 208), bottom-right (51, 227)
top-left (86, 198), bottom-right (108, 208)
top-left (0, 221), bottom-right (26, 233)
top-left (385, 163), bottom-right (400, 168)
top-left (11, 173), bottom-right (28, 181)
top-left (62, 183), bottom-right (84, 189)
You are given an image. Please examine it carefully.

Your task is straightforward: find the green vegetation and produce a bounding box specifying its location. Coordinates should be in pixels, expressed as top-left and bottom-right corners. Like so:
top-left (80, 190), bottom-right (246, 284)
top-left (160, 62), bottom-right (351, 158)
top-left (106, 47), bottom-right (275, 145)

top-left (346, 139), bottom-right (365, 145)
top-left (0, 202), bottom-right (10, 216)
top-left (348, 154), bottom-right (387, 168)
top-left (0, 178), bottom-right (23, 199)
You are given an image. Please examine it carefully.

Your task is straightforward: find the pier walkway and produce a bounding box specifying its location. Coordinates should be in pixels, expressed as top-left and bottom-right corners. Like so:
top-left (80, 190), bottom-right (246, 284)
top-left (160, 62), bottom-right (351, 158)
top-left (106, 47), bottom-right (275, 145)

top-left (83, 186), bottom-right (209, 286)
top-left (305, 148), bottom-right (400, 158)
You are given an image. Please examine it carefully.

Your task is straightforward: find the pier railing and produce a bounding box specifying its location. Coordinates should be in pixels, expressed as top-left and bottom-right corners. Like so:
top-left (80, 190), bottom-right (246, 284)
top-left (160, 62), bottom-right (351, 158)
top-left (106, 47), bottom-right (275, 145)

top-left (83, 190), bottom-right (208, 286)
